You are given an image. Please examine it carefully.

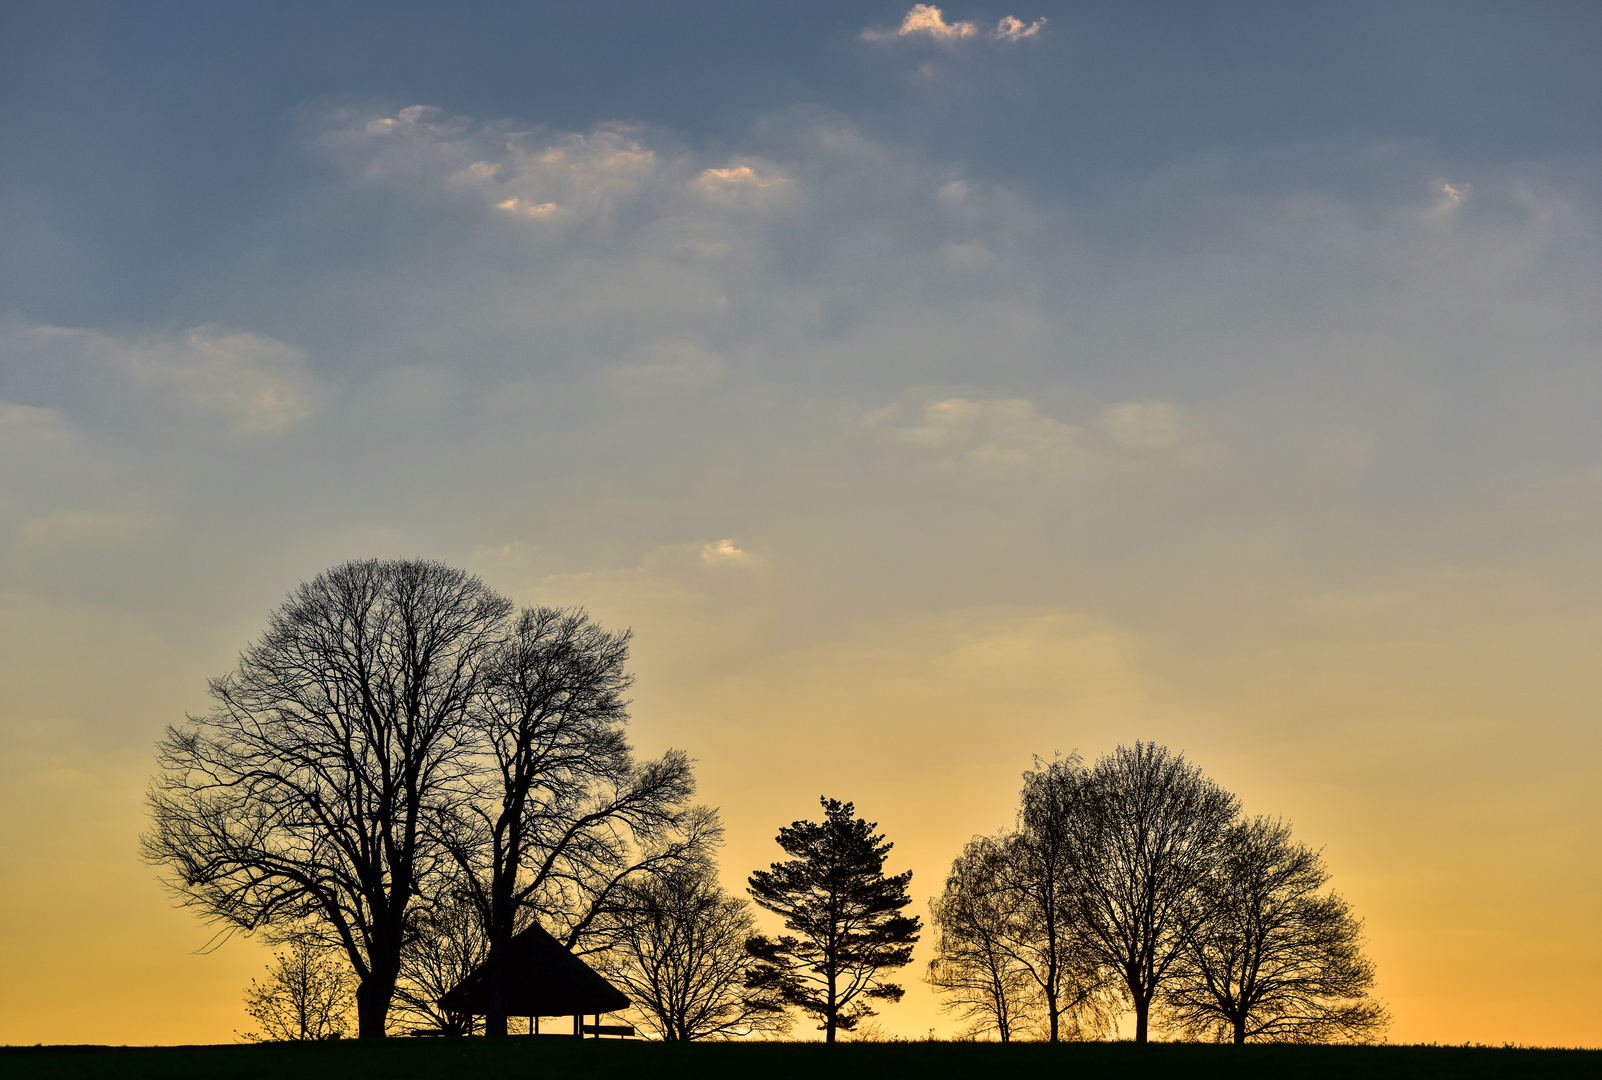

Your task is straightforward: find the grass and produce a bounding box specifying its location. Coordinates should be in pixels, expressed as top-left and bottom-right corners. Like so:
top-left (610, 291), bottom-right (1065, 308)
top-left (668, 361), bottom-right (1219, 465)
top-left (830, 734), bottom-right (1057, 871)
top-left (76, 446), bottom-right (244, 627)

top-left (2, 1038), bottom-right (1597, 1080)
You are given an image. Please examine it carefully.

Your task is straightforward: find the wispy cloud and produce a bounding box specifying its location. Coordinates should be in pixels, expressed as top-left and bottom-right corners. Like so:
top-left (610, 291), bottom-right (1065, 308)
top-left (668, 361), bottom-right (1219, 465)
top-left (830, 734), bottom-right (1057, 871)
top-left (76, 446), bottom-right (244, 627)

top-left (1432, 180), bottom-right (1473, 217)
top-left (121, 327), bottom-right (320, 434)
top-left (327, 106), bottom-right (661, 223)
top-left (8, 323), bottom-right (319, 435)
top-left (861, 4), bottom-right (1046, 44)
top-left (864, 396), bottom-right (1211, 481)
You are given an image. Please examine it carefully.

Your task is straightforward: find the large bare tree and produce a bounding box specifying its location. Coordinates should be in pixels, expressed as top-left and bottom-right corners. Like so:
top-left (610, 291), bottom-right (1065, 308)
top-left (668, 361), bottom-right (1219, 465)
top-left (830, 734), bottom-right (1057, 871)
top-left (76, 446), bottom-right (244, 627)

top-left (1066, 742), bottom-right (1239, 1043)
top-left (144, 559), bottom-right (511, 1037)
top-left (1163, 816), bottom-right (1390, 1043)
top-left (439, 606), bottom-right (717, 1036)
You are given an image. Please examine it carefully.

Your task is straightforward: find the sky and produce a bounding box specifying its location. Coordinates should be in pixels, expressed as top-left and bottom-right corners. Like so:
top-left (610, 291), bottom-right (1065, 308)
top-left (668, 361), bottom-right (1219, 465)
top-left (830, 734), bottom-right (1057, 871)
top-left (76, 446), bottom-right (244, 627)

top-left (1, 0), bottom-right (1600, 1047)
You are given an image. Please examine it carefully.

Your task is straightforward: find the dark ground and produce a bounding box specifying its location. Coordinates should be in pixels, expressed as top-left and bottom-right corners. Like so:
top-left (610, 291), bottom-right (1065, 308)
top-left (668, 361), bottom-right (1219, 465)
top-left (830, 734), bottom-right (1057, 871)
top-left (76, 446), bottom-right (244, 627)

top-left (2, 1039), bottom-right (1597, 1080)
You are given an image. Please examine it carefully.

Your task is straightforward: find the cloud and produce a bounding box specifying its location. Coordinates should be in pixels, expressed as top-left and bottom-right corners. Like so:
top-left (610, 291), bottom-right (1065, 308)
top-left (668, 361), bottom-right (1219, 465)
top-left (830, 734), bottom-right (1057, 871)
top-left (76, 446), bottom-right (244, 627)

top-left (870, 396), bottom-right (1083, 469)
top-left (992, 15), bottom-right (1046, 41)
top-left (1097, 400), bottom-right (1186, 451)
top-left (864, 396), bottom-right (1220, 485)
top-left (1429, 180), bottom-right (1473, 219)
top-left (11, 323), bottom-right (319, 435)
top-left (862, 5), bottom-right (1046, 44)
top-left (698, 165), bottom-right (782, 190)
top-left (700, 538), bottom-right (752, 564)
top-left (0, 401), bottom-right (75, 453)
top-left (121, 327), bottom-right (319, 433)
top-left (696, 165), bottom-right (789, 205)
top-left (326, 105), bottom-right (663, 224)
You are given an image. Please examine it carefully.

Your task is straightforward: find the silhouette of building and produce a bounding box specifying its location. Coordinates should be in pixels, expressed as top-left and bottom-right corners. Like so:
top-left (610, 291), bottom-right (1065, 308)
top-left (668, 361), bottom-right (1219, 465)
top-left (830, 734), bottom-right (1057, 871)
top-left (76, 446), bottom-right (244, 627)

top-left (440, 922), bottom-right (633, 1037)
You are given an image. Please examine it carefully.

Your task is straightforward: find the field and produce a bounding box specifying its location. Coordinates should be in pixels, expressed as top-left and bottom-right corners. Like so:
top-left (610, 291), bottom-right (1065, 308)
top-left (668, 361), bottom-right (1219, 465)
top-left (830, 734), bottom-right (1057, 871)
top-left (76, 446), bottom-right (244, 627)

top-left (2, 1038), bottom-right (1597, 1080)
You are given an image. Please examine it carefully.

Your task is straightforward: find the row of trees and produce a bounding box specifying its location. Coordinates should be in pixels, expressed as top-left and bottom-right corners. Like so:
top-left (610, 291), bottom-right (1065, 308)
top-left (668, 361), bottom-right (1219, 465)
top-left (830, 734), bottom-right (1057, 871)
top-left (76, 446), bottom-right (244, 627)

top-left (926, 747), bottom-right (1389, 1044)
top-left (146, 559), bottom-right (1382, 1044)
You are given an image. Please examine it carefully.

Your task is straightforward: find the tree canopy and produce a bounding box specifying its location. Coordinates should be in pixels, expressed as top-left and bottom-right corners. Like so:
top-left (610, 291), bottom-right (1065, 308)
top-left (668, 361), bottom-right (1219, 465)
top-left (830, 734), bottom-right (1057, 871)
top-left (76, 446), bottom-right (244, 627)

top-left (145, 559), bottom-right (709, 1037)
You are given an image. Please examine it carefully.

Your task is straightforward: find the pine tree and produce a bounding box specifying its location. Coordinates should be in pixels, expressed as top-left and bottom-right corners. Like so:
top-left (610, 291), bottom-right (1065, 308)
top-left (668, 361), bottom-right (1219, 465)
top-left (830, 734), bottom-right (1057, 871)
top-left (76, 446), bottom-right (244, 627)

top-left (745, 798), bottom-right (921, 1042)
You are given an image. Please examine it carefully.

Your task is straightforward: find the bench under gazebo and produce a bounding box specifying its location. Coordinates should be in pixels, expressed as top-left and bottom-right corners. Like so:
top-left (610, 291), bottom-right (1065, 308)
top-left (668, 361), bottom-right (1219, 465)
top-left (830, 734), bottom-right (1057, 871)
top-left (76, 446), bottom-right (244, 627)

top-left (439, 921), bottom-right (634, 1038)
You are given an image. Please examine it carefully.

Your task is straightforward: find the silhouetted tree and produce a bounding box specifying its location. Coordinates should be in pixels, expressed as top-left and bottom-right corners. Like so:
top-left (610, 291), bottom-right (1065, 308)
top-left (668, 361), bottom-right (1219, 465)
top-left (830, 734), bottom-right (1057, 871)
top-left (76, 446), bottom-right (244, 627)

top-left (240, 936), bottom-right (356, 1042)
top-left (599, 864), bottom-right (790, 1040)
top-left (390, 891), bottom-right (488, 1035)
top-left (926, 836), bottom-right (1034, 1041)
top-left (145, 560), bottom-right (511, 1038)
top-left (436, 606), bottom-right (717, 1036)
top-left (746, 798), bottom-right (921, 1043)
top-left (1066, 743), bottom-right (1239, 1043)
top-left (1163, 816), bottom-right (1390, 1043)
top-left (1000, 756), bottom-right (1118, 1042)
top-left (928, 757), bottom-right (1116, 1043)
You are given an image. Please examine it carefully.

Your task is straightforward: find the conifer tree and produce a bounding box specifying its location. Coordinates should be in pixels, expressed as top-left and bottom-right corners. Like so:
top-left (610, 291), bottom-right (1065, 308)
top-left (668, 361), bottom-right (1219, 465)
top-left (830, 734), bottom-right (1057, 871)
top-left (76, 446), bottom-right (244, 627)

top-left (746, 798), bottom-right (921, 1042)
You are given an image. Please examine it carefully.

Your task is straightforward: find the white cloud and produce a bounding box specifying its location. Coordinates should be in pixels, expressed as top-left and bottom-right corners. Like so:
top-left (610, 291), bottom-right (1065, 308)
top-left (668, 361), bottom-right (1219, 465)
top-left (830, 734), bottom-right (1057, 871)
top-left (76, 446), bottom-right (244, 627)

top-left (327, 105), bottom-right (662, 224)
top-left (700, 538), bottom-right (752, 564)
top-left (696, 164), bottom-right (788, 204)
top-left (993, 15), bottom-right (1046, 41)
top-left (862, 5), bottom-right (1046, 44)
top-left (698, 165), bottom-right (782, 190)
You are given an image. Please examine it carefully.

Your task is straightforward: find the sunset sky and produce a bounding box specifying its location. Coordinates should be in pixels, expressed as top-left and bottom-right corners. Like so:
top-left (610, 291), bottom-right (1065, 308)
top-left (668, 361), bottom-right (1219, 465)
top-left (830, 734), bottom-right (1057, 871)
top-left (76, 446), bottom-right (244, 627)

top-left (2, 0), bottom-right (1600, 1047)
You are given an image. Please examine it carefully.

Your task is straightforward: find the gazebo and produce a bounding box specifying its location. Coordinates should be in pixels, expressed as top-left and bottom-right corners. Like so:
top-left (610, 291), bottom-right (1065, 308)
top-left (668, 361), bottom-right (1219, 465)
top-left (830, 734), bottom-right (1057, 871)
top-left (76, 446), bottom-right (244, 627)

top-left (439, 921), bottom-right (633, 1038)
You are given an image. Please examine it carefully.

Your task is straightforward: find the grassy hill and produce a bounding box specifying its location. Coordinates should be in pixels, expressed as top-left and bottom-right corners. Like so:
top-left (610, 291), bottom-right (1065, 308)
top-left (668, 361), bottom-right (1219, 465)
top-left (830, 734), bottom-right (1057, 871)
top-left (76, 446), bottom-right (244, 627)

top-left (3, 1038), bottom-right (1597, 1080)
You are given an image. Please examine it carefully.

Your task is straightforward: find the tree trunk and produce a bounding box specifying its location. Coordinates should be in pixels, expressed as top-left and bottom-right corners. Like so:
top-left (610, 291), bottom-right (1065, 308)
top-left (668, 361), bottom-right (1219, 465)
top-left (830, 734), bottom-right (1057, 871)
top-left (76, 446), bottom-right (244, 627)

top-left (1133, 996), bottom-right (1149, 1044)
top-left (484, 871), bottom-right (515, 1036)
top-left (355, 922), bottom-right (404, 1039)
top-left (355, 975), bottom-right (393, 1039)
top-left (825, 969), bottom-right (837, 1043)
top-left (1233, 1015), bottom-right (1247, 1045)
top-left (483, 935), bottom-right (509, 1037)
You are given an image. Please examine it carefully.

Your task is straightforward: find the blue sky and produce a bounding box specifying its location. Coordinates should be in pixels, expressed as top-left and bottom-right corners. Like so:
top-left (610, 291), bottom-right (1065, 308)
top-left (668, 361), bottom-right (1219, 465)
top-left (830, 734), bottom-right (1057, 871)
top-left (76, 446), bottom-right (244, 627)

top-left (1, 1), bottom-right (1600, 1045)
top-left (6, 2), bottom-right (1598, 328)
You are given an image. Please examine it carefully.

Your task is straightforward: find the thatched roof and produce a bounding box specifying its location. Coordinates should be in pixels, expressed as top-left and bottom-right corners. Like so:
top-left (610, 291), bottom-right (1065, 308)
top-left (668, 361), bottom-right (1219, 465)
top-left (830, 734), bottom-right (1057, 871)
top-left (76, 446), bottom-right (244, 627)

top-left (439, 921), bottom-right (630, 1017)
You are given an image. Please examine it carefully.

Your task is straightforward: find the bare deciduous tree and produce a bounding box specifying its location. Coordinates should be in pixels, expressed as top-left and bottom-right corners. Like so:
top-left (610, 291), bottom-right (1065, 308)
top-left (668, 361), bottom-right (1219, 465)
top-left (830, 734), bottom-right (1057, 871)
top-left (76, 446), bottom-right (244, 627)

top-left (1003, 756), bottom-right (1117, 1042)
top-left (928, 757), bottom-right (1115, 1043)
top-left (144, 560), bottom-right (511, 1038)
top-left (438, 606), bottom-right (717, 1036)
top-left (1066, 742), bottom-right (1239, 1043)
top-left (240, 937), bottom-right (356, 1042)
top-left (390, 891), bottom-right (488, 1035)
top-left (599, 865), bottom-right (790, 1041)
top-left (1163, 816), bottom-right (1390, 1044)
top-left (926, 836), bottom-right (1034, 1041)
